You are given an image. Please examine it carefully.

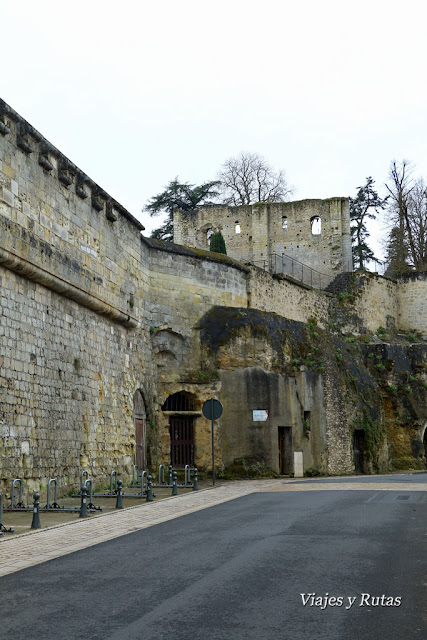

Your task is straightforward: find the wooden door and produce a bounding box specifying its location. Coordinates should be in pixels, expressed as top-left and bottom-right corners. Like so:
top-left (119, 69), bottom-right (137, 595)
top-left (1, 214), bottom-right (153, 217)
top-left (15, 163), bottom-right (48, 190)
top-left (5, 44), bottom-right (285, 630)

top-left (133, 390), bottom-right (146, 469)
top-left (135, 419), bottom-right (145, 468)
top-left (278, 427), bottom-right (293, 475)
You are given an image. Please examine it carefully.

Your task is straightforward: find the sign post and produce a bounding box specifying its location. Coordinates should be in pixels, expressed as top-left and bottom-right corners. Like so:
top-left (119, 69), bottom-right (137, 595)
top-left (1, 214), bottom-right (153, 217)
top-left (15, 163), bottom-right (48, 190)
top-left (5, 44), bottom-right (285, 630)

top-left (202, 399), bottom-right (223, 486)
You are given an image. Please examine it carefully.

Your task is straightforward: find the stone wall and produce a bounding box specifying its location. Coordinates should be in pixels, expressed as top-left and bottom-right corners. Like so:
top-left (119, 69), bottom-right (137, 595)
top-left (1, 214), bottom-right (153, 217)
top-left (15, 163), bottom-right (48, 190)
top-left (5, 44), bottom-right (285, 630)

top-left (0, 99), bottom-right (155, 496)
top-left (173, 198), bottom-right (352, 277)
top-left (0, 263), bottom-right (150, 495)
top-left (248, 266), bottom-right (331, 327)
top-left (350, 274), bottom-right (398, 334)
top-left (396, 271), bottom-right (427, 335)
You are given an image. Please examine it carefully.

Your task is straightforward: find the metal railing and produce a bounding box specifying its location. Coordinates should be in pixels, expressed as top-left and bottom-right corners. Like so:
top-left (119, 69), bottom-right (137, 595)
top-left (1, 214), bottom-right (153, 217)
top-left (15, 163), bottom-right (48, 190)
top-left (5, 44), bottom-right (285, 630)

top-left (250, 253), bottom-right (387, 290)
top-left (249, 253), bottom-right (347, 290)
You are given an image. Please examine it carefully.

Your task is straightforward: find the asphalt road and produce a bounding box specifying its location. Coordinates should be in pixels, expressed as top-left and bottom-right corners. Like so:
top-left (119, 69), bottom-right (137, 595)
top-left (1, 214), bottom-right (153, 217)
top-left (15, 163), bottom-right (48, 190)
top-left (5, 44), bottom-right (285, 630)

top-left (1, 474), bottom-right (426, 640)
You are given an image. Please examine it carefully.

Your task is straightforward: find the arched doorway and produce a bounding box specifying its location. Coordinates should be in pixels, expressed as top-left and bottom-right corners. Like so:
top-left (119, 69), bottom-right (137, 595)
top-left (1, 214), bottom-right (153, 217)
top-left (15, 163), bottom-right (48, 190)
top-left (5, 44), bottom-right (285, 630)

top-left (133, 390), bottom-right (147, 469)
top-left (162, 392), bottom-right (196, 467)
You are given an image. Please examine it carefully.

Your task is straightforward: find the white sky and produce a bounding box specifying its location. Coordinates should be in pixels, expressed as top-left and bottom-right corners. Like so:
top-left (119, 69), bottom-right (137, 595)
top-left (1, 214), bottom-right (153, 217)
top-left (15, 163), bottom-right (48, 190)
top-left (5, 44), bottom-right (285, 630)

top-left (3, 0), bottom-right (427, 258)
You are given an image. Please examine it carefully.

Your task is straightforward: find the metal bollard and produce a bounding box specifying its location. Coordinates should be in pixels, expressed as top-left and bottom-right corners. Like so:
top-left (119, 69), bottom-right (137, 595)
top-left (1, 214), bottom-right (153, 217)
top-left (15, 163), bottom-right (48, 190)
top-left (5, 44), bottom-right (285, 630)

top-left (115, 480), bottom-right (123, 509)
top-left (146, 475), bottom-right (153, 502)
top-left (193, 468), bottom-right (199, 491)
top-left (79, 485), bottom-right (88, 518)
top-left (31, 492), bottom-right (42, 529)
top-left (168, 464), bottom-right (173, 486)
top-left (172, 471), bottom-right (178, 496)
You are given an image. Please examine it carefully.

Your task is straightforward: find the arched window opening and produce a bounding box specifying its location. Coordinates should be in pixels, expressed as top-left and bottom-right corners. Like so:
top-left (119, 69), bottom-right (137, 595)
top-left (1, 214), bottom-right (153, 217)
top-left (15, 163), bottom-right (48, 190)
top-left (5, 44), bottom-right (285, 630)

top-left (162, 391), bottom-right (196, 412)
top-left (235, 222), bottom-right (241, 234)
top-left (311, 216), bottom-right (321, 235)
top-left (282, 216), bottom-right (288, 230)
top-left (133, 390), bottom-right (147, 469)
top-left (206, 228), bottom-right (214, 246)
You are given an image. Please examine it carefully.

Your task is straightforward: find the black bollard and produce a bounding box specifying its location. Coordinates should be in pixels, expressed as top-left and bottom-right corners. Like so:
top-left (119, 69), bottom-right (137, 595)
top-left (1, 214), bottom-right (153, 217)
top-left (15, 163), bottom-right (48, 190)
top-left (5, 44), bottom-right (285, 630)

top-left (31, 492), bottom-right (42, 529)
top-left (168, 464), bottom-right (173, 486)
top-left (172, 471), bottom-right (178, 496)
top-left (193, 468), bottom-right (199, 491)
top-left (79, 485), bottom-right (88, 518)
top-left (146, 475), bottom-right (153, 502)
top-left (115, 480), bottom-right (123, 509)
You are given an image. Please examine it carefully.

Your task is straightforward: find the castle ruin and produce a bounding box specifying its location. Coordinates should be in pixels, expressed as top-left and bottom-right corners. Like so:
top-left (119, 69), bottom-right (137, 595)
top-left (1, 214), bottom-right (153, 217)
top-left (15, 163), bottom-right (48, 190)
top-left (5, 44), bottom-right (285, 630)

top-left (0, 98), bottom-right (426, 499)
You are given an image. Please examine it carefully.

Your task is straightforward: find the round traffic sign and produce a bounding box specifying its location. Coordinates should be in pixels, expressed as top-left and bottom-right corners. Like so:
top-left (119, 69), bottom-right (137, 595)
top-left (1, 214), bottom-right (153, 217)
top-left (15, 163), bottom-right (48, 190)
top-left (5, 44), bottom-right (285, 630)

top-left (202, 398), bottom-right (223, 420)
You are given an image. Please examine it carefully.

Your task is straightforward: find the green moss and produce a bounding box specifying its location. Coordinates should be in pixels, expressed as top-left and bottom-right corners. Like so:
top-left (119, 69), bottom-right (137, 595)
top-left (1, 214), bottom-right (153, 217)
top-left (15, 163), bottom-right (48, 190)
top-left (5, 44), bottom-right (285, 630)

top-left (352, 409), bottom-right (385, 470)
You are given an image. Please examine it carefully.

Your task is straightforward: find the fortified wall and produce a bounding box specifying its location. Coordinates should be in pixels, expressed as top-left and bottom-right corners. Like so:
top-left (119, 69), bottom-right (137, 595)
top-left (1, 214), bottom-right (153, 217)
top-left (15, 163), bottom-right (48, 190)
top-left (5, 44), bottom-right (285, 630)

top-left (0, 98), bottom-right (426, 499)
top-left (174, 199), bottom-right (353, 276)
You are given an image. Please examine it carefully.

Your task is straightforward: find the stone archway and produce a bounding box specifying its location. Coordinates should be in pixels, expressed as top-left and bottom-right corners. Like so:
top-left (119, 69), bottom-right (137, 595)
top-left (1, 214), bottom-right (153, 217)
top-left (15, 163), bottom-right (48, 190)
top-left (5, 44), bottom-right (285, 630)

top-left (133, 390), bottom-right (147, 469)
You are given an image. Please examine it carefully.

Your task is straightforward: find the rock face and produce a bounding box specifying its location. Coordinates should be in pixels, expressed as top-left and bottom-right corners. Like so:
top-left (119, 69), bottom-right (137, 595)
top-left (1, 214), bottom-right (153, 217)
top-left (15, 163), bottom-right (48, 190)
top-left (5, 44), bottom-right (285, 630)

top-left (0, 98), bottom-right (426, 499)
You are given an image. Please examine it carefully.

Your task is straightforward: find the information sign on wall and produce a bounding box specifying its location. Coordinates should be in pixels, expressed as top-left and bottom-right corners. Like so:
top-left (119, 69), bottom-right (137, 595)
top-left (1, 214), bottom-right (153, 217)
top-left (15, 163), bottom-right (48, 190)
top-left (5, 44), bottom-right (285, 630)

top-left (253, 410), bottom-right (268, 422)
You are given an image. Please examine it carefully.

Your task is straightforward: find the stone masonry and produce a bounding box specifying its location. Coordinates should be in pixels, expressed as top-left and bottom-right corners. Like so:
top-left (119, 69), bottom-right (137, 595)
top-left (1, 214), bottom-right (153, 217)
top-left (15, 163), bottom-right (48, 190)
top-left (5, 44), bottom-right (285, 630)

top-left (0, 97), bottom-right (426, 496)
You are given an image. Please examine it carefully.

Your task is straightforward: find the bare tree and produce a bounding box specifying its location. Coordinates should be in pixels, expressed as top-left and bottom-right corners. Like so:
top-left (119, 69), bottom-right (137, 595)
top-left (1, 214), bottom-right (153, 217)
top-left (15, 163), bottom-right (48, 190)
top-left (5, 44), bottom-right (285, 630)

top-left (385, 161), bottom-right (427, 272)
top-left (218, 152), bottom-right (292, 205)
top-left (407, 178), bottom-right (427, 268)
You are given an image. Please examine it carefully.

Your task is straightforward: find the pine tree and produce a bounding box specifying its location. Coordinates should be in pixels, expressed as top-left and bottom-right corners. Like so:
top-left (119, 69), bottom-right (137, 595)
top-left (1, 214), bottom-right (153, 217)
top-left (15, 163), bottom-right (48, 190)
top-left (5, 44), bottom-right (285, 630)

top-left (350, 177), bottom-right (388, 270)
top-left (145, 178), bottom-right (221, 241)
top-left (209, 231), bottom-right (227, 255)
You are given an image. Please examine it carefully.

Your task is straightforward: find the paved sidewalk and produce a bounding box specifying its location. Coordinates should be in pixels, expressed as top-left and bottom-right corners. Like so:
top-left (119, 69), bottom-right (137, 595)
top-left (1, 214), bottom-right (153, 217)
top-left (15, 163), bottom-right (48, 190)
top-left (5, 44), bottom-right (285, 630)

top-left (0, 480), bottom-right (278, 577)
top-left (1, 475), bottom-right (425, 578)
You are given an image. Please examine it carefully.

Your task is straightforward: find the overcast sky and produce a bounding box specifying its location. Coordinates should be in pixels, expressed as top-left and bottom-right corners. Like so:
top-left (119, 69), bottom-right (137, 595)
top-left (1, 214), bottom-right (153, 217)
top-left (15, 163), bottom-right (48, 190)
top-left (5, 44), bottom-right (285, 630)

top-left (3, 0), bottom-right (427, 258)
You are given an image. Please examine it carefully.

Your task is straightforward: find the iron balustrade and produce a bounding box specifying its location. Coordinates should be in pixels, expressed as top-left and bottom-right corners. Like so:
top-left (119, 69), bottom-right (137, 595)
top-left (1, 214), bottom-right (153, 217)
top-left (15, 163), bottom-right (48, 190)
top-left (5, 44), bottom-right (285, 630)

top-left (249, 253), bottom-right (386, 290)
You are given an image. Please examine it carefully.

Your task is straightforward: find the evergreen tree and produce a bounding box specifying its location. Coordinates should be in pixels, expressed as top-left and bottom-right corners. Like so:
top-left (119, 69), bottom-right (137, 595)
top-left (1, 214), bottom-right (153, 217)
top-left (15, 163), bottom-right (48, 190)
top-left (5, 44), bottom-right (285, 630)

top-left (209, 231), bottom-right (227, 254)
top-left (350, 177), bottom-right (388, 270)
top-left (145, 178), bottom-right (221, 242)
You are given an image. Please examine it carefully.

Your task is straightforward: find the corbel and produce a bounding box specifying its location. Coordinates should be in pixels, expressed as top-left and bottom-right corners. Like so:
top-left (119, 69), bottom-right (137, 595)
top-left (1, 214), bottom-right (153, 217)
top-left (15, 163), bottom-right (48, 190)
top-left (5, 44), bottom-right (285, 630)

top-left (106, 200), bottom-right (118, 222)
top-left (91, 188), bottom-right (106, 212)
top-left (58, 161), bottom-right (74, 187)
top-left (17, 123), bottom-right (33, 154)
top-left (76, 173), bottom-right (89, 199)
top-left (38, 144), bottom-right (54, 172)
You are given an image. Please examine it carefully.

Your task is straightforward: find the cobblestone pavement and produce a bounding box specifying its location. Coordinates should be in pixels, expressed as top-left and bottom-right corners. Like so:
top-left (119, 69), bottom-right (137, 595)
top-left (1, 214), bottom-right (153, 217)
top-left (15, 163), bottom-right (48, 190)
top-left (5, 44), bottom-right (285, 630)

top-left (1, 475), bottom-right (425, 577)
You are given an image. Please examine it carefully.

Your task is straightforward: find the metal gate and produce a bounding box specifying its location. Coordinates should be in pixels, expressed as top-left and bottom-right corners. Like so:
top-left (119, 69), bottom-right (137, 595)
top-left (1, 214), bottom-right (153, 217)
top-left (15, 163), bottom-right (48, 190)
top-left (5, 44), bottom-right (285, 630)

top-left (169, 416), bottom-right (194, 467)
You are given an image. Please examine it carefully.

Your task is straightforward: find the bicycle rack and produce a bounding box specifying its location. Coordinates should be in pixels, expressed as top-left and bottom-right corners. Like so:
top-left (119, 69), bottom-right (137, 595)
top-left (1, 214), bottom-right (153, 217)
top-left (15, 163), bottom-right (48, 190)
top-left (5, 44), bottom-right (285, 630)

top-left (84, 479), bottom-right (102, 511)
top-left (139, 471), bottom-right (148, 497)
top-left (110, 470), bottom-right (118, 495)
top-left (80, 469), bottom-right (89, 490)
top-left (45, 478), bottom-right (60, 510)
top-left (152, 464), bottom-right (167, 488)
top-left (178, 465), bottom-right (194, 488)
top-left (10, 478), bottom-right (24, 509)
top-left (129, 465), bottom-right (141, 487)
top-left (0, 494), bottom-right (14, 534)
